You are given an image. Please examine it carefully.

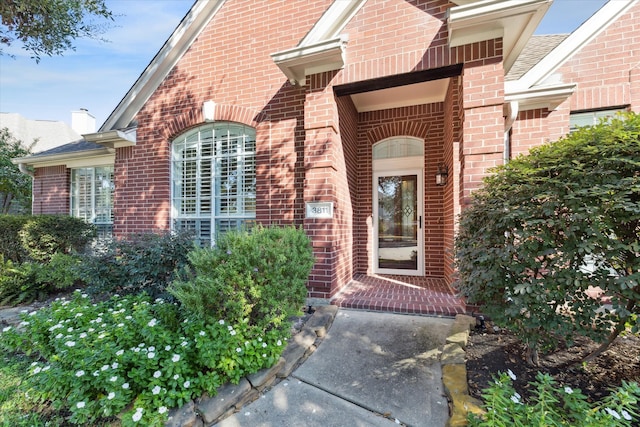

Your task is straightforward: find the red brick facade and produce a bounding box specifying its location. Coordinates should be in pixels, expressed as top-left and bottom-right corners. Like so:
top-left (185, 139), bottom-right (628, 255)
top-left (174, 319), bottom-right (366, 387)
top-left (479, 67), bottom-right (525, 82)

top-left (26, 0), bottom-right (639, 299)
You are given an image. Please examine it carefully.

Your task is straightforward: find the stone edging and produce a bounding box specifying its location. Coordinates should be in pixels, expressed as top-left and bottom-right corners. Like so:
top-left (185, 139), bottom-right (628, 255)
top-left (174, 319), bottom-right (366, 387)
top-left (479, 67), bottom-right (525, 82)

top-left (166, 305), bottom-right (338, 427)
top-left (441, 314), bottom-right (484, 427)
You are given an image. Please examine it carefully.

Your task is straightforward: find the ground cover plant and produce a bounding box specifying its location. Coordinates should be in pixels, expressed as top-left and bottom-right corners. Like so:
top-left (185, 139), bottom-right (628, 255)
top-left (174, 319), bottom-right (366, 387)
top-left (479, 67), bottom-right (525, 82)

top-left (455, 112), bottom-right (640, 365)
top-left (0, 225), bottom-right (315, 425)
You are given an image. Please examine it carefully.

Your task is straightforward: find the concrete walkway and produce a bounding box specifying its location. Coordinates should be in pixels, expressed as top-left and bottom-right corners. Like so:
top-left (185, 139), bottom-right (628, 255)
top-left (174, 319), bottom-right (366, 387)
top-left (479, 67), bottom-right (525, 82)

top-left (216, 310), bottom-right (453, 427)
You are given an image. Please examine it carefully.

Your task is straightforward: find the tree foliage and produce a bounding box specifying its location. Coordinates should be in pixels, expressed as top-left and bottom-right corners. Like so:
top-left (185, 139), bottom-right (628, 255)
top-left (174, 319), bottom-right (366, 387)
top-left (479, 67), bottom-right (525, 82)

top-left (0, 0), bottom-right (113, 61)
top-left (0, 128), bottom-right (32, 213)
top-left (455, 112), bottom-right (640, 365)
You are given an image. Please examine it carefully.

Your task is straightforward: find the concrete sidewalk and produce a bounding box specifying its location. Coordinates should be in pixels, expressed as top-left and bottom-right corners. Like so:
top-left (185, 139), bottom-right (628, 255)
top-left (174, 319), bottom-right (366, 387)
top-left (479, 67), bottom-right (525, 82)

top-left (216, 309), bottom-right (453, 427)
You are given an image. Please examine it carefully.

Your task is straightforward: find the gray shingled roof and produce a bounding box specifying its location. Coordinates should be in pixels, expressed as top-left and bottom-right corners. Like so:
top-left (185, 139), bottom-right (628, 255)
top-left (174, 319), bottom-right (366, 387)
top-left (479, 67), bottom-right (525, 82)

top-left (26, 139), bottom-right (106, 158)
top-left (506, 34), bottom-right (569, 81)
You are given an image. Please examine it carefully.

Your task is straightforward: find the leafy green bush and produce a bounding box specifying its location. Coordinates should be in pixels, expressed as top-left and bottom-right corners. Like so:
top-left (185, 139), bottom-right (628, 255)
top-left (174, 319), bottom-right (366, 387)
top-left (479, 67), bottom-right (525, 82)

top-left (19, 215), bottom-right (96, 262)
top-left (79, 231), bottom-right (195, 300)
top-left (34, 253), bottom-right (83, 290)
top-left (170, 225), bottom-right (315, 330)
top-left (0, 215), bottom-right (30, 263)
top-left (455, 112), bottom-right (640, 364)
top-left (0, 256), bottom-right (43, 306)
top-left (0, 292), bottom-right (289, 425)
top-left (469, 370), bottom-right (640, 426)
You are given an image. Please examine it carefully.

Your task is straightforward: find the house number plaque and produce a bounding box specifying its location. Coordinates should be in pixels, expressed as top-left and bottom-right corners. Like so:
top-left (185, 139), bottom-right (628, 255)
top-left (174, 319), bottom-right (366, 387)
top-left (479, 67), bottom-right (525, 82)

top-left (306, 202), bottom-right (334, 219)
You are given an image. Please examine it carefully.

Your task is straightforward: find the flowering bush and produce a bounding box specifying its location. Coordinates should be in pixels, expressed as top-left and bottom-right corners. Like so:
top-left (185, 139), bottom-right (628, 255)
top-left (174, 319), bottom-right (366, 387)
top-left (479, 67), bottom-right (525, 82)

top-left (469, 370), bottom-right (640, 426)
top-left (0, 291), bottom-right (289, 425)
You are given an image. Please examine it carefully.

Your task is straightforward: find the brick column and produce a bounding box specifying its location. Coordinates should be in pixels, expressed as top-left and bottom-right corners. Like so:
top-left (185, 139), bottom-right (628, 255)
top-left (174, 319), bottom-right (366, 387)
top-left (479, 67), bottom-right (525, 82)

top-left (461, 59), bottom-right (505, 206)
top-left (303, 74), bottom-right (341, 299)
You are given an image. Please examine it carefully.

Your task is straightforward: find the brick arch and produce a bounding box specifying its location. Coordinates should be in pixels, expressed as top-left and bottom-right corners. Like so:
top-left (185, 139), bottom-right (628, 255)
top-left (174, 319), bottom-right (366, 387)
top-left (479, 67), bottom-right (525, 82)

top-left (160, 104), bottom-right (269, 141)
top-left (365, 121), bottom-right (431, 145)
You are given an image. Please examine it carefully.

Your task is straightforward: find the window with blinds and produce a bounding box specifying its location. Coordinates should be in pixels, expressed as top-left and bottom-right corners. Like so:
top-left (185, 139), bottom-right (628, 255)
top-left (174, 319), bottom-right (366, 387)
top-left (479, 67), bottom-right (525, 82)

top-left (171, 123), bottom-right (256, 246)
top-left (70, 166), bottom-right (114, 238)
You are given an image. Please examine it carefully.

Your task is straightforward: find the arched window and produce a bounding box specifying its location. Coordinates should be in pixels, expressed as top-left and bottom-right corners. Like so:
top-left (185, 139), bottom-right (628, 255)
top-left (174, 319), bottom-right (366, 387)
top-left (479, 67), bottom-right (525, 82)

top-left (171, 122), bottom-right (256, 246)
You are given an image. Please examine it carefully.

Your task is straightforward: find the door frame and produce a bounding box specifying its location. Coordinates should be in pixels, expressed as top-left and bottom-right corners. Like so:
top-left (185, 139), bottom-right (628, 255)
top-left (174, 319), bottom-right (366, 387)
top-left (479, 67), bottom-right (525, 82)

top-left (372, 158), bottom-right (424, 276)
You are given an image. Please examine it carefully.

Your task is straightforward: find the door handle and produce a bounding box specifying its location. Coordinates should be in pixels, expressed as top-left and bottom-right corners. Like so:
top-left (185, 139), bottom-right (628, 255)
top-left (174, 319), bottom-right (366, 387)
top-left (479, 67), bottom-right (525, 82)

top-left (419, 216), bottom-right (422, 229)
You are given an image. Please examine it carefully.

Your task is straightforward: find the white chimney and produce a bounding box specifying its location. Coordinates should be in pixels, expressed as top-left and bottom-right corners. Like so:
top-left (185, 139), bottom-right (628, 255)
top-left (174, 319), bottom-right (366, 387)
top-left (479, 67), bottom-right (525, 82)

top-left (71, 108), bottom-right (96, 134)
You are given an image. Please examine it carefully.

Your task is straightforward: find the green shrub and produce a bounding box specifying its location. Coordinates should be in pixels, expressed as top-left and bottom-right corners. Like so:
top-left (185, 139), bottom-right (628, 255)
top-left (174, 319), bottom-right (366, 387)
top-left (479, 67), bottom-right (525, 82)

top-left (34, 253), bottom-right (83, 290)
top-left (0, 256), bottom-right (44, 306)
top-left (0, 292), bottom-right (289, 425)
top-left (169, 225), bottom-right (315, 330)
top-left (19, 215), bottom-right (96, 262)
top-left (0, 214), bottom-right (30, 263)
top-left (455, 112), bottom-right (640, 364)
top-left (469, 371), bottom-right (640, 426)
top-left (79, 231), bottom-right (195, 300)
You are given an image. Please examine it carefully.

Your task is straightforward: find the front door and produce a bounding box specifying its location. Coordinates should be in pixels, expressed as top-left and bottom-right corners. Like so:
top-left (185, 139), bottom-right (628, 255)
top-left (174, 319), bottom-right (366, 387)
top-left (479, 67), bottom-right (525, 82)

top-left (373, 169), bottom-right (423, 276)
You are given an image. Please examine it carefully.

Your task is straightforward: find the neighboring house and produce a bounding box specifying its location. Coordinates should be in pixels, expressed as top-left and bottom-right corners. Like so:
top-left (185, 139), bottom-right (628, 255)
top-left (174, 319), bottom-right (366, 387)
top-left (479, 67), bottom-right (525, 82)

top-left (13, 0), bottom-right (640, 300)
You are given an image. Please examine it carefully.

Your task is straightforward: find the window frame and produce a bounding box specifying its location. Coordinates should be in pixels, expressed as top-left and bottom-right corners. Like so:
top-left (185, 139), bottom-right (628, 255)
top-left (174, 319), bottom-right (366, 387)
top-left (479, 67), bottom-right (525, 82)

top-left (69, 165), bottom-right (114, 238)
top-left (171, 122), bottom-right (256, 246)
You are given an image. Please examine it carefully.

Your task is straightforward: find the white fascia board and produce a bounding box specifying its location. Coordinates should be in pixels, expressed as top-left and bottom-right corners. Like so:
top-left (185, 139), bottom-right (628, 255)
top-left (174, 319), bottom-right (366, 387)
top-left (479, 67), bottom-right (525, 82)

top-left (300, 0), bottom-right (368, 45)
top-left (271, 36), bottom-right (348, 86)
top-left (505, 82), bottom-right (575, 111)
top-left (100, 0), bottom-right (226, 132)
top-left (448, 0), bottom-right (552, 71)
top-left (513, 0), bottom-right (636, 90)
top-left (83, 129), bottom-right (136, 149)
top-left (13, 150), bottom-right (115, 169)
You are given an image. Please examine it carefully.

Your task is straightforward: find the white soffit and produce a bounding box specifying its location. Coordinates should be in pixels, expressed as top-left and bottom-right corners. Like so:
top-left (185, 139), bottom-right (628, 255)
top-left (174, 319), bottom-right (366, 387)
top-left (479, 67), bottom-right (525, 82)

top-left (507, 0), bottom-right (636, 91)
top-left (505, 82), bottom-right (575, 111)
top-left (350, 79), bottom-right (450, 113)
top-left (448, 0), bottom-right (552, 72)
top-left (100, 0), bottom-right (226, 132)
top-left (13, 150), bottom-right (115, 169)
top-left (271, 0), bottom-right (368, 85)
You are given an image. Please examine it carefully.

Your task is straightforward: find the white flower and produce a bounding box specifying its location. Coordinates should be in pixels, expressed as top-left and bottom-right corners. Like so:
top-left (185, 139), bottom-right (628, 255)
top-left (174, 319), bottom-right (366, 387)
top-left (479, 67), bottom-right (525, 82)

top-left (153, 370), bottom-right (162, 378)
top-left (79, 332), bottom-right (87, 339)
top-left (258, 337), bottom-right (262, 342)
top-left (148, 346), bottom-right (155, 352)
top-left (507, 369), bottom-right (516, 380)
top-left (173, 374), bottom-right (179, 380)
top-left (236, 347), bottom-right (242, 353)
top-left (77, 401), bottom-right (85, 409)
top-left (67, 327), bottom-right (73, 332)
top-left (148, 352), bottom-right (155, 359)
top-left (65, 341), bottom-right (76, 347)
top-left (172, 354), bottom-right (180, 362)
top-left (75, 370), bottom-right (85, 377)
top-left (181, 341), bottom-right (188, 347)
top-left (101, 364), bottom-right (110, 371)
top-left (147, 319), bottom-right (157, 327)
top-left (107, 392), bottom-right (115, 400)
top-left (55, 333), bottom-right (63, 339)
top-left (152, 385), bottom-right (161, 395)
top-left (125, 315), bottom-right (132, 320)
top-left (110, 376), bottom-right (118, 382)
top-left (262, 354), bottom-right (267, 358)
top-left (605, 408), bottom-right (621, 420)
top-left (116, 349), bottom-right (124, 356)
top-left (117, 323), bottom-right (124, 328)
top-left (262, 342), bottom-right (267, 348)
top-left (183, 381), bottom-right (190, 388)
top-left (621, 410), bottom-right (632, 421)
top-left (510, 393), bottom-right (522, 404)
top-left (42, 365), bottom-right (50, 371)
top-left (93, 371), bottom-right (100, 377)
top-left (199, 331), bottom-right (206, 336)
top-left (227, 325), bottom-right (233, 331)
top-left (219, 319), bottom-right (225, 325)
top-left (564, 386), bottom-right (573, 394)
top-left (132, 408), bottom-right (143, 422)
top-left (277, 340), bottom-right (282, 346)
top-left (111, 362), bottom-right (119, 369)
top-left (33, 366), bottom-right (42, 374)
top-left (165, 345), bottom-right (171, 351)
top-left (122, 383), bottom-right (130, 389)
top-left (158, 406), bottom-right (167, 414)
top-left (81, 293), bottom-right (88, 298)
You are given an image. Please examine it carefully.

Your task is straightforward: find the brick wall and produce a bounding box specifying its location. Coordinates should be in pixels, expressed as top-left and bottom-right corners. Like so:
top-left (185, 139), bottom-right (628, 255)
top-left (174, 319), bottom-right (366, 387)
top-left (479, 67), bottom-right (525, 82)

top-left (33, 166), bottom-right (69, 214)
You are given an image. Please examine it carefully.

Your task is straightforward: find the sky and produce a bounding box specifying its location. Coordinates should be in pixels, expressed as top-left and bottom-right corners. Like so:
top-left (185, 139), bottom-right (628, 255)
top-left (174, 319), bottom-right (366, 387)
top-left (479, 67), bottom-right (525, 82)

top-left (0, 0), bottom-right (609, 132)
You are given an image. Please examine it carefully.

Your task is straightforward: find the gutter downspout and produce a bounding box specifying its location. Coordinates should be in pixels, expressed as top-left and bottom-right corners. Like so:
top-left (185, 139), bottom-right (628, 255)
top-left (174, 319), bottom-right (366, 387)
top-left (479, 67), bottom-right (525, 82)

top-left (18, 163), bottom-right (35, 177)
top-left (504, 101), bottom-right (519, 163)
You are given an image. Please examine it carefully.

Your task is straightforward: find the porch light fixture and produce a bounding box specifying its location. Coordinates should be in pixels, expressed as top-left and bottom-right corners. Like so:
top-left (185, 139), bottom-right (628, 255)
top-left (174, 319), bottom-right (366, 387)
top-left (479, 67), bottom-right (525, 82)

top-left (435, 164), bottom-right (448, 186)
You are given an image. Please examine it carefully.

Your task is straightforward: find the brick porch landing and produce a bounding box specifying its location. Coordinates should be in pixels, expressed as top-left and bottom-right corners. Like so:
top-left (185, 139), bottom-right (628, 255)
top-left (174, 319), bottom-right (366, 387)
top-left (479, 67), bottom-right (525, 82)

top-left (330, 274), bottom-right (467, 317)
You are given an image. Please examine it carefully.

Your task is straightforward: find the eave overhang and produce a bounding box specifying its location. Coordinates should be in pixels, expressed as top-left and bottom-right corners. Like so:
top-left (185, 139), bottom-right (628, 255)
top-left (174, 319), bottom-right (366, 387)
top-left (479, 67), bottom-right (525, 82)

top-left (271, 35), bottom-right (348, 86)
top-left (448, 0), bottom-right (552, 72)
top-left (505, 82), bottom-right (576, 111)
top-left (12, 148), bottom-right (115, 169)
top-left (83, 129), bottom-right (136, 149)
